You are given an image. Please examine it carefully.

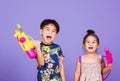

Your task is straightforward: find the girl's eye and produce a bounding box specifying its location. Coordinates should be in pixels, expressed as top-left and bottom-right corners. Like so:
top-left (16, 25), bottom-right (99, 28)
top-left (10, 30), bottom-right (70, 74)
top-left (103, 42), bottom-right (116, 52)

top-left (93, 41), bottom-right (96, 43)
top-left (86, 41), bottom-right (90, 43)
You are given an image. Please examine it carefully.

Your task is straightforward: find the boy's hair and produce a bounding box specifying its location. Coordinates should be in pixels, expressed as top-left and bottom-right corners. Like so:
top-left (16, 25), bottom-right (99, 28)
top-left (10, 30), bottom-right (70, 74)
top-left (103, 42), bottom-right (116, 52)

top-left (40, 19), bottom-right (60, 33)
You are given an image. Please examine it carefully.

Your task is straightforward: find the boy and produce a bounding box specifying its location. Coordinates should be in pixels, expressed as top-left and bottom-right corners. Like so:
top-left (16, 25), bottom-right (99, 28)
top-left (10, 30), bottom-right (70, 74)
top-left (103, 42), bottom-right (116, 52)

top-left (33, 19), bottom-right (66, 81)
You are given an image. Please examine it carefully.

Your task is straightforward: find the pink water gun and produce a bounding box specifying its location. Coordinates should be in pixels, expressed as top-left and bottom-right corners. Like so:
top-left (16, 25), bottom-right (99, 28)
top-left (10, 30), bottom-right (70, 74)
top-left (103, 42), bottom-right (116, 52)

top-left (14, 24), bottom-right (36, 59)
top-left (104, 47), bottom-right (113, 67)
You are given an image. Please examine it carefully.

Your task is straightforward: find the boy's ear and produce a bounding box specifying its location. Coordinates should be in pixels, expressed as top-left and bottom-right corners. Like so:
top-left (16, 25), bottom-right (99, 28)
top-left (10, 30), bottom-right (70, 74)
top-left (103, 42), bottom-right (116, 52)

top-left (39, 29), bottom-right (42, 35)
top-left (55, 34), bottom-right (58, 39)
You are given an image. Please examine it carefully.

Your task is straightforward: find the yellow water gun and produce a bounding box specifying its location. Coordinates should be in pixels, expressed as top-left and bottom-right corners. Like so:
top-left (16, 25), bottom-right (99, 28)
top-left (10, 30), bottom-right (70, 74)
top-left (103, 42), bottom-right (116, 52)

top-left (14, 24), bottom-right (36, 59)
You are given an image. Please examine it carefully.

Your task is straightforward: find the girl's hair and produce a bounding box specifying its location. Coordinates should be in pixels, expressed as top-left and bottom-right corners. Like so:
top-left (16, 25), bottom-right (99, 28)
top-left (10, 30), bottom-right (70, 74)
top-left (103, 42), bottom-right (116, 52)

top-left (83, 29), bottom-right (100, 44)
top-left (40, 19), bottom-right (60, 33)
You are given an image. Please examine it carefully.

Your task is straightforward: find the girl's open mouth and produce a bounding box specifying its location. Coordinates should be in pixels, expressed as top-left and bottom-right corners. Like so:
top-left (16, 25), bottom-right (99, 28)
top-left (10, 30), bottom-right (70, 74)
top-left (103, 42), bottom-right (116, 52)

top-left (89, 47), bottom-right (93, 49)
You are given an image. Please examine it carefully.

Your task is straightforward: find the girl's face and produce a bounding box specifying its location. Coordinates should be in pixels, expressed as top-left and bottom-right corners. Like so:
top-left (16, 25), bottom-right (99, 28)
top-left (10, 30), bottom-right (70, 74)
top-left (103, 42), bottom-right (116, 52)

top-left (40, 24), bottom-right (58, 45)
top-left (83, 35), bottom-right (99, 53)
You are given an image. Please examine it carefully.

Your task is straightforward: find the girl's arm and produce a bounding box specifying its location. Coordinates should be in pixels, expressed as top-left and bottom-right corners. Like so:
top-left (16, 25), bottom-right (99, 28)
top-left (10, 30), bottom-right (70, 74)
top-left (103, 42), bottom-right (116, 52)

top-left (74, 59), bottom-right (81, 81)
top-left (101, 60), bottom-right (112, 74)
top-left (33, 40), bottom-right (44, 66)
top-left (59, 57), bottom-right (66, 81)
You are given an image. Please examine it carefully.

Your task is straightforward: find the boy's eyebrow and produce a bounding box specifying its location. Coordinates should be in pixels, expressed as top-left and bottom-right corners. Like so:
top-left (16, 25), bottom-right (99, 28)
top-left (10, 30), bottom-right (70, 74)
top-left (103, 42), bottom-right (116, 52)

top-left (44, 26), bottom-right (49, 29)
top-left (44, 26), bottom-right (57, 31)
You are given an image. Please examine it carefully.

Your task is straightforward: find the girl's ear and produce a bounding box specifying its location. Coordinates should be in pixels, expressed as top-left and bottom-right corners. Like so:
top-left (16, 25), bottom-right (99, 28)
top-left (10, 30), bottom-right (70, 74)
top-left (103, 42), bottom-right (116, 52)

top-left (97, 44), bottom-right (100, 48)
top-left (82, 43), bottom-right (85, 48)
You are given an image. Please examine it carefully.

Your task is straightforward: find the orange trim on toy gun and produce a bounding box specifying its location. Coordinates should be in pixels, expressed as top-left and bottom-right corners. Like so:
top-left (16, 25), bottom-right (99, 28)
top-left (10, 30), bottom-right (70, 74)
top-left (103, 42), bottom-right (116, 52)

top-left (14, 24), bottom-right (36, 59)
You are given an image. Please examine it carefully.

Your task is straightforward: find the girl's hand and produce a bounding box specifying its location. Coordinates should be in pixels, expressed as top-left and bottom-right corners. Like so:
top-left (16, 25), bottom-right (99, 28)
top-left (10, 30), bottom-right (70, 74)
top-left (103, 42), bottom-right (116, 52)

top-left (106, 64), bottom-right (112, 70)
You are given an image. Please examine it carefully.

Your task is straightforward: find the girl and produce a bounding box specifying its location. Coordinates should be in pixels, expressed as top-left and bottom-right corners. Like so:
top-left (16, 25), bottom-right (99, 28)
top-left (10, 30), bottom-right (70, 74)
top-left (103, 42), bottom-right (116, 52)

top-left (74, 29), bottom-right (112, 81)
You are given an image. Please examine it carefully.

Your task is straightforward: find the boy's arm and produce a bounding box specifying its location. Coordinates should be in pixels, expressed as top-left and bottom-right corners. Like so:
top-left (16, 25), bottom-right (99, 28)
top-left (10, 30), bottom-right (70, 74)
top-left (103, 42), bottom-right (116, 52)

top-left (74, 59), bottom-right (80, 81)
top-left (59, 57), bottom-right (66, 81)
top-left (33, 40), bottom-right (44, 66)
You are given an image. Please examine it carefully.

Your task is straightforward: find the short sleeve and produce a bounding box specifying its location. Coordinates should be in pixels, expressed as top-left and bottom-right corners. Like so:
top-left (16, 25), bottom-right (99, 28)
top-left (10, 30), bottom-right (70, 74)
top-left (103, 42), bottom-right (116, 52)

top-left (58, 46), bottom-right (64, 59)
top-left (78, 56), bottom-right (81, 63)
top-left (101, 55), bottom-right (105, 63)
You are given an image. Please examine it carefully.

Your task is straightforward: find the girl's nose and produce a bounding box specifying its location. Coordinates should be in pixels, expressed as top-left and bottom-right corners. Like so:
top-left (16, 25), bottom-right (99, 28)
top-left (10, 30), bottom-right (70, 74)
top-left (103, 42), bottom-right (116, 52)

top-left (89, 42), bottom-right (93, 45)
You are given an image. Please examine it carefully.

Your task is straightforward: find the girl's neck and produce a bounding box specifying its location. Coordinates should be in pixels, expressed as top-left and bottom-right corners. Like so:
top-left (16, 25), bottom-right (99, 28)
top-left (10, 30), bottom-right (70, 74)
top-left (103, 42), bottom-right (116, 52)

top-left (86, 52), bottom-right (97, 56)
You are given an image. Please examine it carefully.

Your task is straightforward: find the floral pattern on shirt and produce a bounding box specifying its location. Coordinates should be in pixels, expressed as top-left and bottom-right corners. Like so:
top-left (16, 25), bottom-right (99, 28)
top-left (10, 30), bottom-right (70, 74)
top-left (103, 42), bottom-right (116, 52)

top-left (37, 42), bottom-right (64, 81)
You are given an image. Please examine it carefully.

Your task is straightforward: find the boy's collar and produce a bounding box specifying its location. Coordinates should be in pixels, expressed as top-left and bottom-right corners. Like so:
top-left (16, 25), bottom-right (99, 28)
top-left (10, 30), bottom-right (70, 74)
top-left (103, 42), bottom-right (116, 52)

top-left (41, 42), bottom-right (54, 46)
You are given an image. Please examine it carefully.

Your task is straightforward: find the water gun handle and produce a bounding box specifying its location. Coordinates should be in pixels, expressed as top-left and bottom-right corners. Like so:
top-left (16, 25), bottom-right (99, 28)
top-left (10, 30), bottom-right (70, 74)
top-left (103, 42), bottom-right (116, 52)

top-left (104, 47), bottom-right (113, 66)
top-left (25, 35), bottom-right (37, 59)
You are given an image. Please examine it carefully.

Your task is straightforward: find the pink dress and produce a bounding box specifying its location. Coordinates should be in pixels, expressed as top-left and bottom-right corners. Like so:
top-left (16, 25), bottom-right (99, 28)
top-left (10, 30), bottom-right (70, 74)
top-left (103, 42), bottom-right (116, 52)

top-left (80, 56), bottom-right (102, 81)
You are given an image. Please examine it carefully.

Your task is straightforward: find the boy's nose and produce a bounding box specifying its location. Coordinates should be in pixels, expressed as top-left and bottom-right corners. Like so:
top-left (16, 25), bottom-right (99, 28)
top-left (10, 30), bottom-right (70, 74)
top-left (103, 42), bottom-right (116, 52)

top-left (48, 31), bottom-right (52, 35)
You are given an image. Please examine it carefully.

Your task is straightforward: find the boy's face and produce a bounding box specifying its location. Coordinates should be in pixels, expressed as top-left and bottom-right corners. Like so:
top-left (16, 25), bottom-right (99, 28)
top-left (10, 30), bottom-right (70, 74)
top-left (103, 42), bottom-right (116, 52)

top-left (40, 23), bottom-right (58, 45)
top-left (83, 35), bottom-right (99, 53)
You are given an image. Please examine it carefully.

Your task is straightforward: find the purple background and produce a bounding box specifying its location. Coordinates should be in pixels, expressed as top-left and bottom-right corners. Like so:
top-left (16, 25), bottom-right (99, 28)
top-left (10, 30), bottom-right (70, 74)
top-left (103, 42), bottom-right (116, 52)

top-left (0, 0), bottom-right (120, 81)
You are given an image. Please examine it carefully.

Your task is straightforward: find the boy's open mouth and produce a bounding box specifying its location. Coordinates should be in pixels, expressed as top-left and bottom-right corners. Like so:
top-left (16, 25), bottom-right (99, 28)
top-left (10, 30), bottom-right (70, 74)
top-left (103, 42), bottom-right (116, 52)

top-left (46, 36), bottom-right (52, 40)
